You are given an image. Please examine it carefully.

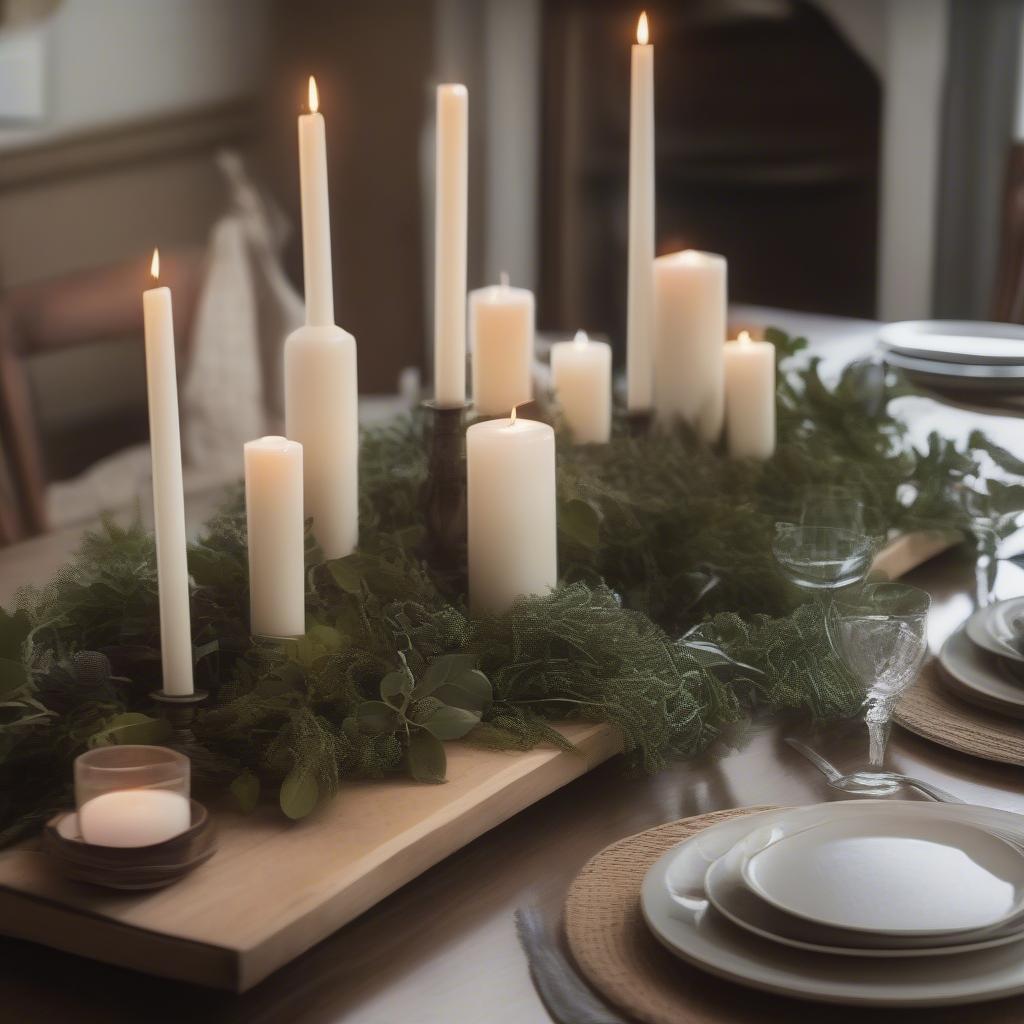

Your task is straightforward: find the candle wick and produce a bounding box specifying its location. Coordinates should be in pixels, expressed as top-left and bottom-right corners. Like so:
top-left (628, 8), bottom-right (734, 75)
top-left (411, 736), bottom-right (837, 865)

top-left (499, 271), bottom-right (510, 288)
top-left (573, 329), bottom-right (588, 347)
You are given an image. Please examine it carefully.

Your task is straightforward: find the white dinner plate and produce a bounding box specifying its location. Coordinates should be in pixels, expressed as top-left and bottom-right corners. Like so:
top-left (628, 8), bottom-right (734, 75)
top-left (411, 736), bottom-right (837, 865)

top-left (704, 830), bottom-right (1024, 957)
top-left (645, 801), bottom-right (1024, 1006)
top-left (878, 321), bottom-right (1024, 366)
top-left (741, 815), bottom-right (1024, 936)
top-left (940, 626), bottom-right (1024, 719)
top-left (966, 602), bottom-right (1024, 664)
top-left (881, 351), bottom-right (1024, 394)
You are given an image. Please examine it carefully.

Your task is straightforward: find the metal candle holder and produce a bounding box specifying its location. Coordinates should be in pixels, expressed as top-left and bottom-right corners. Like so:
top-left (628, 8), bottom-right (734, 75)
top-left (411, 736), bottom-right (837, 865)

top-left (420, 399), bottom-right (468, 584)
top-left (150, 689), bottom-right (209, 747)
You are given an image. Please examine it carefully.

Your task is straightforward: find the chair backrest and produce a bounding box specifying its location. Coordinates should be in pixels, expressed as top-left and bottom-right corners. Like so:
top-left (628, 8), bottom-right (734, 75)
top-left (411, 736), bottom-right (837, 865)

top-left (0, 247), bottom-right (204, 541)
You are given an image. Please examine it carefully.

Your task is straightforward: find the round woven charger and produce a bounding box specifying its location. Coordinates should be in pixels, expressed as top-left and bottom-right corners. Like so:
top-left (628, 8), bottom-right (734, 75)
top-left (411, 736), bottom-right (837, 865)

top-left (563, 805), bottom-right (1024, 1023)
top-left (895, 662), bottom-right (1024, 767)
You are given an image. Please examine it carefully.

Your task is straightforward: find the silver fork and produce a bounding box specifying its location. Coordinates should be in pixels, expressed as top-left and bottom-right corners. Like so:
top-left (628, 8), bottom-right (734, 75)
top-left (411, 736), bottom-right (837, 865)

top-left (784, 737), bottom-right (966, 804)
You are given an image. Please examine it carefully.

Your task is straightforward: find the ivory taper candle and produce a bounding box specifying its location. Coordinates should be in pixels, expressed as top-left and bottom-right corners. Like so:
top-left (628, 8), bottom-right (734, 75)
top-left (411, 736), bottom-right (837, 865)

top-left (285, 76), bottom-right (359, 559)
top-left (550, 330), bottom-right (612, 444)
top-left (470, 272), bottom-right (534, 415)
top-left (653, 249), bottom-right (727, 440)
top-left (245, 436), bottom-right (306, 637)
top-left (627, 11), bottom-right (655, 412)
top-left (142, 248), bottom-right (194, 696)
top-left (434, 83), bottom-right (469, 406)
top-left (467, 410), bottom-right (557, 613)
top-left (724, 331), bottom-right (776, 459)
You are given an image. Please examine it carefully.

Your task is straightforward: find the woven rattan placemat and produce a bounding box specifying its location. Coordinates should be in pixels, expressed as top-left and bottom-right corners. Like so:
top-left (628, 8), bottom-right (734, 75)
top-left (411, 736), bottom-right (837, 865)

top-left (895, 662), bottom-right (1024, 767)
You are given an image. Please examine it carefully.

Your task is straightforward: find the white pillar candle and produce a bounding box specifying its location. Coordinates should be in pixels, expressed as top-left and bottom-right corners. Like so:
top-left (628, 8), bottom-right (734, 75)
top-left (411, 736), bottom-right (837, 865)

top-left (724, 331), bottom-right (776, 460)
top-left (298, 76), bottom-right (334, 329)
top-left (653, 249), bottom-right (727, 440)
top-left (142, 250), bottom-right (193, 697)
top-left (245, 436), bottom-right (306, 637)
top-left (627, 11), bottom-right (655, 412)
top-left (467, 411), bottom-right (557, 614)
top-left (285, 77), bottom-right (359, 560)
top-left (79, 789), bottom-right (192, 848)
top-left (470, 272), bottom-right (534, 416)
top-left (434, 83), bottom-right (469, 407)
top-left (550, 330), bottom-right (612, 444)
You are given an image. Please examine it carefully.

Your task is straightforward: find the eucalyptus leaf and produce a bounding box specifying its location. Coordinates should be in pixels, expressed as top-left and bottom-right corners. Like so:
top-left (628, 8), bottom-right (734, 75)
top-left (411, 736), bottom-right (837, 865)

top-left (407, 729), bottom-right (447, 782)
top-left (420, 705), bottom-right (481, 741)
top-left (380, 667), bottom-right (413, 710)
top-left (279, 769), bottom-right (319, 820)
top-left (229, 770), bottom-right (260, 814)
top-left (560, 498), bottom-right (602, 549)
top-left (357, 700), bottom-right (401, 735)
top-left (412, 653), bottom-right (477, 701)
top-left (88, 713), bottom-right (172, 748)
top-left (431, 669), bottom-right (492, 713)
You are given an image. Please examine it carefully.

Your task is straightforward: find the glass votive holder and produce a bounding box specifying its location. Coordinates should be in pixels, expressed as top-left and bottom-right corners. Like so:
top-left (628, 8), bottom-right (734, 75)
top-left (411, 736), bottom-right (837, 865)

top-left (74, 745), bottom-right (191, 848)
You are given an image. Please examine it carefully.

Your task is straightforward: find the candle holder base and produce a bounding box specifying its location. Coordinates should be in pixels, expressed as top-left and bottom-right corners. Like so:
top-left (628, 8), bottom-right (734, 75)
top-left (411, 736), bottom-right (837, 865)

top-left (150, 689), bottom-right (209, 747)
top-left (626, 409), bottom-right (654, 437)
top-left (420, 400), bottom-right (468, 587)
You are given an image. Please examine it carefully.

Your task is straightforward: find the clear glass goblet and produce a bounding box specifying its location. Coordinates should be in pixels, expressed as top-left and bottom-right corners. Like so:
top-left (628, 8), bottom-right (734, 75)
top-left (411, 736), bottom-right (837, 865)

top-left (772, 523), bottom-right (876, 593)
top-left (826, 582), bottom-right (930, 795)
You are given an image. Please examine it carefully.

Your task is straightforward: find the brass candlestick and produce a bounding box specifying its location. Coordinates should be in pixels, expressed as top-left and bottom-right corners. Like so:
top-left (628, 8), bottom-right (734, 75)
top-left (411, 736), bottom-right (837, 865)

top-left (421, 399), bottom-right (468, 584)
top-left (150, 689), bottom-right (209, 747)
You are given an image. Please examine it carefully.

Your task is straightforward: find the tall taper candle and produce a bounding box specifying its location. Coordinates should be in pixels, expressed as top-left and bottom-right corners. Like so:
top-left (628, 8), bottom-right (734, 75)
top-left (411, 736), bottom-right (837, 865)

top-left (142, 249), bottom-right (194, 696)
top-left (653, 249), bottom-right (727, 440)
top-left (434, 83), bottom-right (469, 406)
top-left (467, 410), bottom-right (557, 613)
top-left (627, 11), bottom-right (655, 411)
top-left (285, 76), bottom-right (359, 559)
top-left (245, 436), bottom-right (306, 637)
top-left (298, 75), bottom-right (333, 328)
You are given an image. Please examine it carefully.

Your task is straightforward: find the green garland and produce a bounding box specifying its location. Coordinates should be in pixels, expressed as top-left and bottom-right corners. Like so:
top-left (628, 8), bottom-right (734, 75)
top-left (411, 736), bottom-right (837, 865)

top-left (1, 330), bottom-right (1020, 842)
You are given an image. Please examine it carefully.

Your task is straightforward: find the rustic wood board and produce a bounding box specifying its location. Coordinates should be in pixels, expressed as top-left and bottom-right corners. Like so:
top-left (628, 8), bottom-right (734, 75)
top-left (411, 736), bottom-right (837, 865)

top-left (0, 722), bottom-right (621, 991)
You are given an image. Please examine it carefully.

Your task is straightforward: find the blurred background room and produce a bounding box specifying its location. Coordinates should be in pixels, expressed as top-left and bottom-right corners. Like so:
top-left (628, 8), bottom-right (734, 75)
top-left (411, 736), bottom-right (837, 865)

top-left (0, 0), bottom-right (1022, 547)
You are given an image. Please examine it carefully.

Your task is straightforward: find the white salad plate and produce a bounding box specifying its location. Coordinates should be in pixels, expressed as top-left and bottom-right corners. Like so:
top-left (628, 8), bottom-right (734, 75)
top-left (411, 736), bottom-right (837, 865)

top-left (704, 829), bottom-right (1024, 958)
top-left (740, 814), bottom-right (1024, 937)
top-left (966, 601), bottom-right (1024, 664)
top-left (646, 801), bottom-right (1024, 1006)
top-left (940, 627), bottom-right (1024, 719)
top-left (878, 320), bottom-right (1024, 366)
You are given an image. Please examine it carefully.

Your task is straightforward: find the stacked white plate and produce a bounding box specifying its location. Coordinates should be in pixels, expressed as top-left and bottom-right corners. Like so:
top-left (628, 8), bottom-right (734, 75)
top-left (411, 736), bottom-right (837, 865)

top-left (641, 801), bottom-right (1024, 1006)
top-left (878, 320), bottom-right (1024, 395)
top-left (938, 599), bottom-right (1024, 719)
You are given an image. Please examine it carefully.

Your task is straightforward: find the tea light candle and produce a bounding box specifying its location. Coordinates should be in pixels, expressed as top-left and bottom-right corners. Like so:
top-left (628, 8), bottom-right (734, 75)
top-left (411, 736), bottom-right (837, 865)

top-left (653, 249), bottom-right (727, 441)
top-left (470, 272), bottom-right (534, 416)
top-left (79, 789), bottom-right (191, 848)
top-left (550, 330), bottom-right (611, 444)
top-left (467, 410), bottom-right (557, 613)
top-left (245, 436), bottom-right (306, 637)
top-left (724, 331), bottom-right (776, 459)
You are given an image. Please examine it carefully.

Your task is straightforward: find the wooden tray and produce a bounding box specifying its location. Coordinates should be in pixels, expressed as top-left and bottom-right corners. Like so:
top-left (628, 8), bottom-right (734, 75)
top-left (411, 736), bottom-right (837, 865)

top-left (0, 531), bottom-right (956, 991)
top-left (0, 723), bottom-right (621, 991)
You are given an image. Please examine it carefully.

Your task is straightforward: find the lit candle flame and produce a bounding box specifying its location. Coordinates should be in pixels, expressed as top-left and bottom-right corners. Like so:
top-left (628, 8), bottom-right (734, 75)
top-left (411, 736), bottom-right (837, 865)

top-left (637, 11), bottom-right (649, 45)
top-left (150, 248), bottom-right (160, 281)
top-left (510, 405), bottom-right (518, 426)
top-left (739, 330), bottom-right (752, 345)
top-left (308, 75), bottom-right (319, 114)
top-left (573, 329), bottom-right (589, 346)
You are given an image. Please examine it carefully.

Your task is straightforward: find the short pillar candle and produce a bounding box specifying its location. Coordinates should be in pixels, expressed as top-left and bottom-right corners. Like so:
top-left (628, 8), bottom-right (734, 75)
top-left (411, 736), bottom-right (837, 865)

top-left (724, 331), bottom-right (776, 459)
top-left (469, 273), bottom-right (535, 416)
top-left (550, 330), bottom-right (611, 444)
top-left (467, 411), bottom-right (557, 614)
top-left (245, 436), bottom-right (306, 637)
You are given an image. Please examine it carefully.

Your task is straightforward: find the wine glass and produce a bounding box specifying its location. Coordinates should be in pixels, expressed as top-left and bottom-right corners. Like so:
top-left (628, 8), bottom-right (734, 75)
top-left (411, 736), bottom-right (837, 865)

top-left (826, 583), bottom-right (930, 795)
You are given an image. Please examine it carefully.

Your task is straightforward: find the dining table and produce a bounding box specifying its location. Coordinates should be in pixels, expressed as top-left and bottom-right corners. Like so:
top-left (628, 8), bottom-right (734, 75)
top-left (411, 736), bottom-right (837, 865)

top-left (2, 307), bottom-right (1023, 1024)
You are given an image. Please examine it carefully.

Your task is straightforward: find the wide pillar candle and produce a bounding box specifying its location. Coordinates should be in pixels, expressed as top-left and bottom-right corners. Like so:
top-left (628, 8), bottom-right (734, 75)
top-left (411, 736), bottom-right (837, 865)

top-left (550, 330), bottom-right (611, 444)
top-left (285, 76), bottom-right (359, 560)
top-left (434, 83), bottom-right (469, 407)
top-left (245, 436), bottom-right (306, 637)
top-left (627, 11), bottom-right (655, 411)
top-left (653, 249), bottom-right (727, 440)
top-left (470, 273), bottom-right (534, 415)
top-left (467, 414), bottom-right (557, 614)
top-left (79, 790), bottom-right (192, 848)
top-left (142, 252), bottom-right (194, 697)
top-left (724, 331), bottom-right (776, 459)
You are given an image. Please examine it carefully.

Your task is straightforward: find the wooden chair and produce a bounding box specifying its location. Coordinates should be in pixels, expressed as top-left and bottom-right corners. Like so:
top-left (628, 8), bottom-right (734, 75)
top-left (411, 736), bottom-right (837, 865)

top-left (0, 248), bottom-right (204, 542)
